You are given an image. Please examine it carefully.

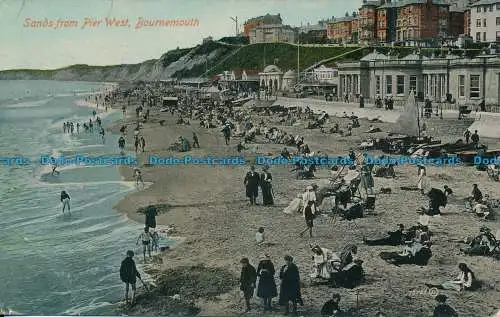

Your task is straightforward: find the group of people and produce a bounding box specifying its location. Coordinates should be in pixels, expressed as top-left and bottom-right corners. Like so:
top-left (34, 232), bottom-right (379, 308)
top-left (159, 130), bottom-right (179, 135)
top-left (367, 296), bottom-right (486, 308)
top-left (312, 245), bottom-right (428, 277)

top-left (244, 165), bottom-right (274, 206)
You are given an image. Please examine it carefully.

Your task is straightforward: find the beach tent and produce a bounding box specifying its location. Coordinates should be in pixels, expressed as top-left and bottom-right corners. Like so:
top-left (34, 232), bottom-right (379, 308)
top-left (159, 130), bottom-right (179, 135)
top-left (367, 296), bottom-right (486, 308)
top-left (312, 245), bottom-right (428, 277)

top-left (162, 96), bottom-right (178, 107)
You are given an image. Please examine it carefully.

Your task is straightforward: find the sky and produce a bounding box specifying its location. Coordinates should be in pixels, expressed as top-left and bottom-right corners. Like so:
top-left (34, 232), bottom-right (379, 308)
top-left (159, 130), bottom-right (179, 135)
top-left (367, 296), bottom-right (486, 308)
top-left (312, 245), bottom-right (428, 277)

top-left (0, 0), bottom-right (358, 70)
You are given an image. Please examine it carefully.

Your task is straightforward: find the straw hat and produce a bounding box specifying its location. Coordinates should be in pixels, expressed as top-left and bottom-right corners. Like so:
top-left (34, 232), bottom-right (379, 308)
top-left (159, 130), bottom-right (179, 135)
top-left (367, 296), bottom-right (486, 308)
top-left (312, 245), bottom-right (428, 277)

top-left (306, 185), bottom-right (313, 190)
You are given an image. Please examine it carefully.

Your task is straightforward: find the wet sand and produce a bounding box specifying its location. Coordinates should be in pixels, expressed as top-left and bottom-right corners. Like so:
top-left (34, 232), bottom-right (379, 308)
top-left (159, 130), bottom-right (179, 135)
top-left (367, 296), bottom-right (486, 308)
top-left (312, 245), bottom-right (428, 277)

top-left (111, 99), bottom-right (500, 317)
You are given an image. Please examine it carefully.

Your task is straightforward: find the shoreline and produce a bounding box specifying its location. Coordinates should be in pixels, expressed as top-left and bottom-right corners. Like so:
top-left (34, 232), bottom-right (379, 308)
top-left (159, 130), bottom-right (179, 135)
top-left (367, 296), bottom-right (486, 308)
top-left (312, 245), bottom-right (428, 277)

top-left (111, 94), bottom-right (500, 316)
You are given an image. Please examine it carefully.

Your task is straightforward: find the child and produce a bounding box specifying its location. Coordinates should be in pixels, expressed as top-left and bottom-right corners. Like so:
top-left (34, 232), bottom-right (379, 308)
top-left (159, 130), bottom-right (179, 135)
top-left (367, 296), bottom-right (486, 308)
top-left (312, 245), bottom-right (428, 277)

top-left (151, 230), bottom-right (160, 252)
top-left (256, 227), bottom-right (265, 245)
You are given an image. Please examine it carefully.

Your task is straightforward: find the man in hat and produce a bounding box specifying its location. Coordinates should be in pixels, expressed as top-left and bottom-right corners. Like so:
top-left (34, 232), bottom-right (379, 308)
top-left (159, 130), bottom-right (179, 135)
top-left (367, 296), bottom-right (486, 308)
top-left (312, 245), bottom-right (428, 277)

top-left (433, 294), bottom-right (458, 317)
top-left (120, 250), bottom-right (142, 304)
top-left (222, 123), bottom-right (231, 145)
top-left (321, 293), bottom-right (342, 316)
top-left (244, 165), bottom-right (261, 206)
top-left (239, 257), bottom-right (257, 312)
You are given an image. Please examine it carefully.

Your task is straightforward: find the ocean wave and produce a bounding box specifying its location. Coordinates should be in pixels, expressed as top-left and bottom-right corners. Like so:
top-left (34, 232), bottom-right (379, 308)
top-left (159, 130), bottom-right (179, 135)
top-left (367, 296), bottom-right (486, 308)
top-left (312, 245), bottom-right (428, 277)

top-left (3, 99), bottom-right (52, 109)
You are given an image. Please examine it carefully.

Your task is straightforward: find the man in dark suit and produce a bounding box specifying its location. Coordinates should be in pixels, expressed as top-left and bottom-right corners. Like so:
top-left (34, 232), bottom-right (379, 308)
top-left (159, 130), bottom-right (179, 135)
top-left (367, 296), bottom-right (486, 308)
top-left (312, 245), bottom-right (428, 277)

top-left (244, 165), bottom-right (261, 205)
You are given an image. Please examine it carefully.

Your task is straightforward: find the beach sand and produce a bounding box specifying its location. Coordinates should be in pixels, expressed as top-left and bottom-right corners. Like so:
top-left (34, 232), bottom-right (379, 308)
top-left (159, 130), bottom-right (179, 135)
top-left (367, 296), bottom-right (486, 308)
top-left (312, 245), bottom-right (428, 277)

top-left (110, 99), bottom-right (500, 317)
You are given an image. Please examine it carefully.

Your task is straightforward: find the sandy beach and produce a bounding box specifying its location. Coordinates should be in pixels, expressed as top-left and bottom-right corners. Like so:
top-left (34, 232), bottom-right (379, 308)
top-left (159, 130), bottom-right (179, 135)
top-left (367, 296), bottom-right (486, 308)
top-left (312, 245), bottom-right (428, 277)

top-left (110, 97), bottom-right (500, 317)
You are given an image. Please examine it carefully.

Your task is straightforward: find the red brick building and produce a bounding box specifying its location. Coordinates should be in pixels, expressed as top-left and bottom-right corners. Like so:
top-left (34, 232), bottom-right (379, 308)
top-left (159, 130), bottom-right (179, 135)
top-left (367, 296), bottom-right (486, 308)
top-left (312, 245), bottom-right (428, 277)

top-left (463, 8), bottom-right (471, 36)
top-left (243, 14), bottom-right (282, 38)
top-left (359, 1), bottom-right (379, 43)
top-left (376, 0), bottom-right (397, 43)
top-left (327, 17), bottom-right (354, 43)
top-left (395, 0), bottom-right (449, 43)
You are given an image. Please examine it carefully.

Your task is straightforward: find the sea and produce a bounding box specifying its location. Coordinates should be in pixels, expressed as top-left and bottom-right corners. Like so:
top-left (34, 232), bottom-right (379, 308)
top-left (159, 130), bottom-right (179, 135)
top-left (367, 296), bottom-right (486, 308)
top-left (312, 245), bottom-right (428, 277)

top-left (0, 80), bottom-right (158, 315)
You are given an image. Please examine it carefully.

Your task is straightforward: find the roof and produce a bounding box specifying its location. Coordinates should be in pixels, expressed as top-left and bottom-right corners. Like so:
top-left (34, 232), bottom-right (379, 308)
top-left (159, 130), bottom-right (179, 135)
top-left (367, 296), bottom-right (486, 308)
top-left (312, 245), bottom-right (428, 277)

top-left (380, 0), bottom-right (449, 8)
top-left (262, 65), bottom-right (282, 73)
top-left (469, 0), bottom-right (500, 6)
top-left (401, 51), bottom-right (429, 60)
top-left (361, 1), bottom-right (380, 7)
top-left (314, 64), bottom-right (337, 71)
top-left (283, 70), bottom-right (296, 78)
top-left (299, 24), bottom-right (327, 33)
top-left (245, 13), bottom-right (282, 24)
top-left (360, 49), bottom-right (390, 61)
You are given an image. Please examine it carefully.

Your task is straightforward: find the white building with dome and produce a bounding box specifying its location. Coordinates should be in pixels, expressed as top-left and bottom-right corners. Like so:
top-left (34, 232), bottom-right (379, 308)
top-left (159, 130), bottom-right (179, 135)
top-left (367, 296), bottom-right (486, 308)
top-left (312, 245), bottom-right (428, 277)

top-left (259, 65), bottom-right (284, 91)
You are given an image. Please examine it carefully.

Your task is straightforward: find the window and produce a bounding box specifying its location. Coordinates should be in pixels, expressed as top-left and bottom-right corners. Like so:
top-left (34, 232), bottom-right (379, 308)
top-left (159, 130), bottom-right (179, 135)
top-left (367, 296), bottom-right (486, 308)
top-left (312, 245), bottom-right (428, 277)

top-left (497, 31), bottom-right (500, 41)
top-left (476, 32), bottom-right (481, 41)
top-left (386, 75), bottom-right (392, 94)
top-left (458, 75), bottom-right (465, 97)
top-left (476, 7), bottom-right (480, 12)
top-left (483, 6), bottom-right (487, 12)
top-left (376, 75), bottom-right (381, 95)
top-left (409, 75), bottom-right (417, 93)
top-left (483, 32), bottom-right (486, 41)
top-left (489, 5), bottom-right (493, 11)
top-left (423, 74), bottom-right (428, 96)
top-left (483, 19), bottom-right (487, 27)
top-left (476, 19), bottom-right (481, 27)
top-left (470, 75), bottom-right (480, 98)
top-left (497, 17), bottom-right (500, 25)
top-left (397, 75), bottom-right (405, 95)
top-left (497, 3), bottom-right (500, 10)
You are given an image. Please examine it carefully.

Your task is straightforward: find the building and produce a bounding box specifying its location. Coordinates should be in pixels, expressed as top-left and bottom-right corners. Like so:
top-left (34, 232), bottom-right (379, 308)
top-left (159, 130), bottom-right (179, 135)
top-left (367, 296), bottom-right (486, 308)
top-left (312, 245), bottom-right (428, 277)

top-left (376, 0), bottom-right (397, 42)
top-left (449, 7), bottom-right (466, 37)
top-left (469, 0), bottom-right (500, 43)
top-left (359, 1), bottom-right (380, 43)
top-left (218, 69), bottom-right (260, 91)
top-left (395, 0), bottom-right (450, 45)
top-left (250, 24), bottom-right (297, 44)
top-left (327, 16), bottom-right (355, 43)
top-left (259, 65), bottom-right (284, 91)
top-left (243, 13), bottom-right (282, 38)
top-left (464, 7), bottom-right (471, 35)
top-left (282, 70), bottom-right (297, 91)
top-left (311, 64), bottom-right (339, 85)
top-left (202, 36), bottom-right (213, 43)
top-left (298, 23), bottom-right (328, 43)
top-left (337, 49), bottom-right (500, 105)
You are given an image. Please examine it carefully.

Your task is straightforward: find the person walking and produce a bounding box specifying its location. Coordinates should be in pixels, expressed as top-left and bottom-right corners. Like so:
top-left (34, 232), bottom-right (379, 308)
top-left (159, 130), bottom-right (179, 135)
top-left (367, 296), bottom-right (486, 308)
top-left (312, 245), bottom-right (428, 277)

top-left (244, 165), bottom-right (260, 206)
top-left (119, 250), bottom-right (142, 305)
top-left (471, 130), bottom-right (479, 148)
top-left (278, 255), bottom-right (302, 315)
top-left (240, 258), bottom-right (257, 312)
top-left (463, 129), bottom-right (471, 144)
top-left (299, 200), bottom-right (315, 238)
top-left (256, 254), bottom-right (278, 311)
top-left (60, 190), bottom-right (70, 213)
top-left (192, 132), bottom-right (200, 148)
top-left (140, 136), bottom-right (146, 152)
top-left (136, 227), bottom-right (152, 262)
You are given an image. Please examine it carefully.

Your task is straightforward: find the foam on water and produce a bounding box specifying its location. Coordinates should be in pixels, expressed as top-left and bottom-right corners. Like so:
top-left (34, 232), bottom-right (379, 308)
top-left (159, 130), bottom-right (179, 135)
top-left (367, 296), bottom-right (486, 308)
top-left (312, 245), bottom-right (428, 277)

top-left (0, 81), bottom-right (151, 315)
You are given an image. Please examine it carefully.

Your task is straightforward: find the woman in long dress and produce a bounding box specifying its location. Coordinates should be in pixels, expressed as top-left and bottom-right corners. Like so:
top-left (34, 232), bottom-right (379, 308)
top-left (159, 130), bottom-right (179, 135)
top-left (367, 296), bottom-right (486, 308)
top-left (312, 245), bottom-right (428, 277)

top-left (311, 245), bottom-right (336, 279)
top-left (261, 166), bottom-right (274, 206)
top-left (417, 164), bottom-right (426, 194)
top-left (302, 185), bottom-right (316, 216)
top-left (256, 254), bottom-right (278, 311)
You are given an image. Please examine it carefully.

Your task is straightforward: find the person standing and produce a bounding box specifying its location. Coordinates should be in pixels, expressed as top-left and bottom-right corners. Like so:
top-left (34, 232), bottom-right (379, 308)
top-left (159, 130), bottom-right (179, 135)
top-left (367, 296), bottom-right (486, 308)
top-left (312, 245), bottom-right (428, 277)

top-left (134, 167), bottom-right (144, 190)
top-left (279, 255), bottom-right (302, 315)
top-left (240, 258), bottom-right (257, 312)
top-left (222, 123), bottom-right (231, 145)
top-left (136, 227), bottom-right (152, 262)
top-left (256, 254), bottom-right (278, 311)
top-left (118, 136), bottom-right (126, 153)
top-left (260, 166), bottom-right (273, 206)
top-left (140, 136), bottom-right (146, 152)
top-left (417, 164), bottom-right (426, 194)
top-left (471, 130), bottom-right (479, 148)
top-left (134, 137), bottom-right (140, 153)
top-left (120, 250), bottom-right (142, 304)
top-left (302, 185), bottom-right (317, 216)
top-left (299, 200), bottom-right (315, 238)
top-left (359, 94), bottom-right (364, 108)
top-left (244, 165), bottom-right (260, 206)
top-left (463, 129), bottom-right (471, 144)
top-left (60, 190), bottom-right (70, 213)
top-left (192, 132), bottom-right (200, 148)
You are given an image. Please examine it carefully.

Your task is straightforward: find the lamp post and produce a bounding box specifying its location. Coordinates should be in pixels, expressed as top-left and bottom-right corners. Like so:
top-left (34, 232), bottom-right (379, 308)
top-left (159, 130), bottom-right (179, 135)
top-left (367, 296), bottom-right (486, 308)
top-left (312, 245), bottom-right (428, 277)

top-left (230, 16), bottom-right (238, 36)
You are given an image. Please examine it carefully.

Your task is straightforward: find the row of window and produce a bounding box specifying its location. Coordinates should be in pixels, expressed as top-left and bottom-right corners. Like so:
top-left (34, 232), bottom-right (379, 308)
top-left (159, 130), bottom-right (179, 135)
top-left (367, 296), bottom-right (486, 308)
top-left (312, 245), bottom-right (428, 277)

top-left (475, 31), bottom-right (500, 42)
top-left (476, 3), bottom-right (500, 12)
top-left (474, 17), bottom-right (500, 27)
top-left (374, 75), bottom-right (417, 95)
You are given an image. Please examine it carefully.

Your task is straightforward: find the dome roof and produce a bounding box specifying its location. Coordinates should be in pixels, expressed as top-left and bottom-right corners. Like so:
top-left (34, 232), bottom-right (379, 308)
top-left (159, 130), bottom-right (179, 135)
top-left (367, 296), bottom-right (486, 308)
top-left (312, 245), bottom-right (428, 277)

top-left (283, 70), bottom-right (296, 78)
top-left (263, 65), bottom-right (282, 73)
